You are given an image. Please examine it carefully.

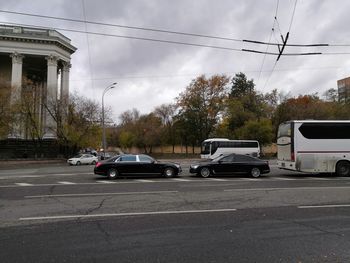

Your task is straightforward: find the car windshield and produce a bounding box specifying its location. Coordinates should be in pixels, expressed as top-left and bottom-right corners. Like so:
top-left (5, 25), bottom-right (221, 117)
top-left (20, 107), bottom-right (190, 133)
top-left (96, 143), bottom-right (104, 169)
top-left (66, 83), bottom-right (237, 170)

top-left (73, 154), bottom-right (83, 158)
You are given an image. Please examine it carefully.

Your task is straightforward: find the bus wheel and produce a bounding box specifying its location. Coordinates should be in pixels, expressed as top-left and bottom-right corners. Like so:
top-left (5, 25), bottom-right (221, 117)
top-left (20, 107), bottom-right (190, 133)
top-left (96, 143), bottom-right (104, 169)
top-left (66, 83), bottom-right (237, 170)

top-left (251, 167), bottom-right (261, 178)
top-left (336, 161), bottom-right (350, 177)
top-left (199, 167), bottom-right (211, 178)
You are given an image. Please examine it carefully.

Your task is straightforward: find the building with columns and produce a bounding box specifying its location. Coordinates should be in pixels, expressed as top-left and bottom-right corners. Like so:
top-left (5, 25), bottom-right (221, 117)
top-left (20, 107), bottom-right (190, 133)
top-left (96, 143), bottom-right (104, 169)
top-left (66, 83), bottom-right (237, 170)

top-left (0, 24), bottom-right (76, 139)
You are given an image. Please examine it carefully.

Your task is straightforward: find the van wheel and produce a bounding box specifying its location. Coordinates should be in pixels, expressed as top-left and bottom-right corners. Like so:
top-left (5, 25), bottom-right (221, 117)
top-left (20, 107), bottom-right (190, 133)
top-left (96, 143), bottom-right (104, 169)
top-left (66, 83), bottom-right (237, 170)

top-left (107, 168), bottom-right (119, 179)
top-left (251, 167), bottom-right (261, 178)
top-left (199, 167), bottom-right (211, 178)
top-left (336, 161), bottom-right (350, 176)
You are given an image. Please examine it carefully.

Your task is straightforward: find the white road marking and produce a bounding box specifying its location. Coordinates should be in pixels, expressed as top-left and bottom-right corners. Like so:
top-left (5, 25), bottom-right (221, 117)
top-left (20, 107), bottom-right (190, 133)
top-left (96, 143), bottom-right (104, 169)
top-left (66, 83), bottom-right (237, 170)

top-left (25, 190), bottom-right (179, 199)
top-left (272, 177), bottom-right (295, 181)
top-left (97, 180), bottom-right (116, 184)
top-left (239, 178), bottom-right (263, 181)
top-left (19, 208), bottom-right (237, 221)
top-left (205, 178), bottom-right (229, 181)
top-left (171, 178), bottom-right (192, 182)
top-left (298, 204), bottom-right (350, 209)
top-left (58, 181), bottom-right (76, 185)
top-left (0, 175), bottom-right (40, 180)
top-left (224, 186), bottom-right (350, 192)
top-left (15, 183), bottom-right (33, 186)
top-left (135, 179), bottom-right (154, 183)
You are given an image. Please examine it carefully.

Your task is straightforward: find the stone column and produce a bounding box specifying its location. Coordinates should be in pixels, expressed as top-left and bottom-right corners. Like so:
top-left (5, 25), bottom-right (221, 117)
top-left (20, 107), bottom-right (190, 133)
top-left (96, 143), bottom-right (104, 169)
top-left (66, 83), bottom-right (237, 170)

top-left (43, 55), bottom-right (59, 139)
top-left (8, 52), bottom-right (24, 138)
top-left (60, 61), bottom-right (71, 113)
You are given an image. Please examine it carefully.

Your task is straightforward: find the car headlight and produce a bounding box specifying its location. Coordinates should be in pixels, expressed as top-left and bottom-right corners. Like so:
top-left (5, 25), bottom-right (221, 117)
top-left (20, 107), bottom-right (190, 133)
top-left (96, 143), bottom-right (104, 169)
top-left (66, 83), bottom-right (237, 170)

top-left (191, 164), bottom-right (199, 169)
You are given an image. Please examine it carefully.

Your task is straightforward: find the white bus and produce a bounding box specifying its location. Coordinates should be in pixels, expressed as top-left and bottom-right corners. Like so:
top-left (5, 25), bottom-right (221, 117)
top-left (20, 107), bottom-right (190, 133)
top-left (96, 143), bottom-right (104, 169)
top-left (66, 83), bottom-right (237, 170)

top-left (200, 138), bottom-right (260, 159)
top-left (277, 120), bottom-right (350, 176)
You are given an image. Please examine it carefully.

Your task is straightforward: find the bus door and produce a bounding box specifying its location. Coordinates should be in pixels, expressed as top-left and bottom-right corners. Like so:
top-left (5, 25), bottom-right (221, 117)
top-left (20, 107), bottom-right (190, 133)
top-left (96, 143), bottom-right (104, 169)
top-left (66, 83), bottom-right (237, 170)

top-left (277, 122), bottom-right (294, 163)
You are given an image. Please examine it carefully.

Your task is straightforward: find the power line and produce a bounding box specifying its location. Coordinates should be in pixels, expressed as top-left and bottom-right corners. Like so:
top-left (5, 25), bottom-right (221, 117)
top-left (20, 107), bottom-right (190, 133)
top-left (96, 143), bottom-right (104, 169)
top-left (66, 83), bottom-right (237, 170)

top-left (0, 8), bottom-right (339, 48)
top-left (288, 0), bottom-right (298, 32)
top-left (0, 9), bottom-right (242, 43)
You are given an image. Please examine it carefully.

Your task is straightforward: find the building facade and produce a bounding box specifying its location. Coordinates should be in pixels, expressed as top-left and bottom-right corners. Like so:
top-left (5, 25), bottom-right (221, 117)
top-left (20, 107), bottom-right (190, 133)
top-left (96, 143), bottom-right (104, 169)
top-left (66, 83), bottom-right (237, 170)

top-left (0, 24), bottom-right (76, 139)
top-left (337, 76), bottom-right (350, 103)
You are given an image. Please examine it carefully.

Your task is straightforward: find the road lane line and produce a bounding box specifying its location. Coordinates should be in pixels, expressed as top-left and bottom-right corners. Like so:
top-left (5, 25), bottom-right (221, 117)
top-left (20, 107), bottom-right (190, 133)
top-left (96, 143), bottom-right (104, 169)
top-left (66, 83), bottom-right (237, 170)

top-left (15, 183), bottom-right (33, 186)
top-left (206, 178), bottom-right (229, 181)
top-left (272, 177), bottom-right (295, 181)
top-left (19, 208), bottom-right (237, 221)
top-left (0, 175), bottom-right (40, 180)
top-left (171, 178), bottom-right (192, 182)
top-left (25, 190), bottom-right (179, 199)
top-left (97, 180), bottom-right (116, 184)
top-left (135, 179), bottom-right (154, 183)
top-left (298, 204), bottom-right (350, 209)
top-left (224, 186), bottom-right (350, 192)
top-left (58, 181), bottom-right (76, 185)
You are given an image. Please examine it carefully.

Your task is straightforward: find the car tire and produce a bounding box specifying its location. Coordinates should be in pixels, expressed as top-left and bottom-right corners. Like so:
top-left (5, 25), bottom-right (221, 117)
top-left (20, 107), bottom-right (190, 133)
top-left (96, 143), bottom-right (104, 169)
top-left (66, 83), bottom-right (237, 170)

top-left (163, 167), bottom-right (175, 178)
top-left (199, 167), bottom-right (211, 178)
top-left (91, 160), bottom-right (97, 165)
top-left (76, 161), bottom-right (81, 166)
top-left (251, 167), bottom-right (261, 178)
top-left (336, 161), bottom-right (350, 176)
top-left (107, 168), bottom-right (119, 179)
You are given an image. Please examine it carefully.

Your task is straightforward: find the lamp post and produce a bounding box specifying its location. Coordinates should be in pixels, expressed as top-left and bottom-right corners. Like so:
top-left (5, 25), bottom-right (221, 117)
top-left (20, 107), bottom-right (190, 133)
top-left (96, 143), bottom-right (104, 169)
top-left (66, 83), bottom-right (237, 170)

top-left (102, 82), bottom-right (117, 157)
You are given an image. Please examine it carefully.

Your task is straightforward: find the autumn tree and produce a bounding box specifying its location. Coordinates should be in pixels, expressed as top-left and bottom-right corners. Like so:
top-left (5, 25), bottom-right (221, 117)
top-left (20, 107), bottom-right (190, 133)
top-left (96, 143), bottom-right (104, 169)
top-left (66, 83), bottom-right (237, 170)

top-left (176, 74), bottom-right (230, 146)
top-left (154, 103), bottom-right (178, 152)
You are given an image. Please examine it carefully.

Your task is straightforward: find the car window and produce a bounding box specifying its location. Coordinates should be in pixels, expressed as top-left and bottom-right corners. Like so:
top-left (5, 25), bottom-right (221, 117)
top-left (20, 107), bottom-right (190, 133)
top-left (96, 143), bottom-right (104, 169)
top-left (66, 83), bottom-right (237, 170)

top-left (139, 155), bottom-right (154, 163)
top-left (234, 155), bottom-right (255, 162)
top-left (119, 155), bottom-right (137, 162)
top-left (220, 155), bottom-right (234, 163)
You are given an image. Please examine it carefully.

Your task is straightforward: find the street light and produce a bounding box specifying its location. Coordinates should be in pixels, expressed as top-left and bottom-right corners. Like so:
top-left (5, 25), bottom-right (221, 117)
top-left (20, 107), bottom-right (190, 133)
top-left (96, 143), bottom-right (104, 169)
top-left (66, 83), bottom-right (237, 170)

top-left (102, 82), bottom-right (117, 157)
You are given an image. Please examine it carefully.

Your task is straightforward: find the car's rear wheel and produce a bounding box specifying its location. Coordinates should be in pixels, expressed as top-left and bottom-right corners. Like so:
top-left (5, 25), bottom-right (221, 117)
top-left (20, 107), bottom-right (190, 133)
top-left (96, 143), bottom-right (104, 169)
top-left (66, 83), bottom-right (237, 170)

top-left (107, 168), bottom-right (119, 179)
top-left (336, 161), bottom-right (350, 176)
top-left (163, 167), bottom-right (175, 178)
top-left (199, 167), bottom-right (211, 178)
top-left (251, 167), bottom-right (261, 178)
top-left (91, 160), bottom-right (97, 165)
top-left (76, 161), bottom-right (81, 166)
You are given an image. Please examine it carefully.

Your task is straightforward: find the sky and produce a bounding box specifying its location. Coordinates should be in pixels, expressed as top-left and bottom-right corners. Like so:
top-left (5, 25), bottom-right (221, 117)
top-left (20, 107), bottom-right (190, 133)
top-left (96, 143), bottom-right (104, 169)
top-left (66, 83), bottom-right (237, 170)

top-left (1, 0), bottom-right (350, 123)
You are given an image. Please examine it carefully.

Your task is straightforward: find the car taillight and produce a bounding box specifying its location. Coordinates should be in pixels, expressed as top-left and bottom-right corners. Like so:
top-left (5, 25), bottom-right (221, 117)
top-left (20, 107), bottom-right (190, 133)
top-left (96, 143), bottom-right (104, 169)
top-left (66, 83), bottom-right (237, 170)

top-left (291, 151), bottom-right (295, 161)
top-left (95, 162), bottom-right (102, 167)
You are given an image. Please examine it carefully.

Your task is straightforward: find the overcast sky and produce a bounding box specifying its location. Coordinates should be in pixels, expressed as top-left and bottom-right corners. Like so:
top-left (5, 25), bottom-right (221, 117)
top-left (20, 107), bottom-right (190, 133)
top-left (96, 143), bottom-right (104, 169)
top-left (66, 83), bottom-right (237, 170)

top-left (1, 0), bottom-right (350, 122)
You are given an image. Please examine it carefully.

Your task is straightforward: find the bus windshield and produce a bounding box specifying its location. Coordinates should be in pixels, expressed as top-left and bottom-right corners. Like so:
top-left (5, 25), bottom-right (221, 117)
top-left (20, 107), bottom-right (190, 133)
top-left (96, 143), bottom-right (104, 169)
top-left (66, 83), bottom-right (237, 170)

top-left (277, 122), bottom-right (291, 138)
top-left (201, 142), bottom-right (211, 154)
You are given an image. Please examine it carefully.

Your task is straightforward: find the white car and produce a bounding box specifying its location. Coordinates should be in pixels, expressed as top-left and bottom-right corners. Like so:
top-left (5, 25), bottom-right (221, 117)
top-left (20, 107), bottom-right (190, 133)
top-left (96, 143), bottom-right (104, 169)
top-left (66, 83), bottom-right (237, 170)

top-left (67, 154), bottom-right (98, 165)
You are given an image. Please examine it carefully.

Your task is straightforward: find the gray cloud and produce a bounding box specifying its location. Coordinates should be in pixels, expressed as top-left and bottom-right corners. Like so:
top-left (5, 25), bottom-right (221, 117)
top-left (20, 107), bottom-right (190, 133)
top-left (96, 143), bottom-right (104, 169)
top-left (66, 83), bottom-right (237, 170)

top-left (1, 0), bottom-right (350, 121)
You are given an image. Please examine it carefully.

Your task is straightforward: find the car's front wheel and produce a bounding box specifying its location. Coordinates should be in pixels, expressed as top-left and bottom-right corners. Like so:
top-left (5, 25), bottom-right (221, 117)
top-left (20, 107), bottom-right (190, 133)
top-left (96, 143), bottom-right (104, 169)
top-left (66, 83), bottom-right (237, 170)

top-left (251, 167), bottom-right (261, 178)
top-left (163, 167), bottom-right (175, 178)
top-left (91, 160), bottom-right (97, 165)
top-left (199, 167), bottom-right (211, 178)
top-left (76, 161), bottom-right (81, 166)
top-left (107, 168), bottom-right (119, 179)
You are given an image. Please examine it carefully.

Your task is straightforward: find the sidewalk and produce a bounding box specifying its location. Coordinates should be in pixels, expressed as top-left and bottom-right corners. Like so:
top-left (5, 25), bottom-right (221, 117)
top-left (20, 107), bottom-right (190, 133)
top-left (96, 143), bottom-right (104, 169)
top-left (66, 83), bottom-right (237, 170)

top-left (0, 159), bottom-right (66, 169)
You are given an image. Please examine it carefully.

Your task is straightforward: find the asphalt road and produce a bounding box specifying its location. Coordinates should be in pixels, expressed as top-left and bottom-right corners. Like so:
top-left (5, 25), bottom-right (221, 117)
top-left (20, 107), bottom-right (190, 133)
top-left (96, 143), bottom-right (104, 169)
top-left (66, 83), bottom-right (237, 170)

top-left (1, 161), bottom-right (350, 262)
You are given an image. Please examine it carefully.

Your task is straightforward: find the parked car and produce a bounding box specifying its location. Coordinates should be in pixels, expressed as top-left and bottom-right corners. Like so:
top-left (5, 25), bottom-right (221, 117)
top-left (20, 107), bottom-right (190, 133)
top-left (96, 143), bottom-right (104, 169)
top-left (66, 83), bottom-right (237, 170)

top-left (94, 154), bottom-right (182, 179)
top-left (67, 154), bottom-right (98, 166)
top-left (189, 153), bottom-right (270, 178)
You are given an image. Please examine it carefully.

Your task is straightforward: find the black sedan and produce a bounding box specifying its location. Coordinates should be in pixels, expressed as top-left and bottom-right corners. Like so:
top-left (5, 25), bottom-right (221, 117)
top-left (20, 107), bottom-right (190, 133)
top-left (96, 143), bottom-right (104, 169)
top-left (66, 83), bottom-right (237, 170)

top-left (189, 153), bottom-right (270, 178)
top-left (94, 154), bottom-right (182, 179)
